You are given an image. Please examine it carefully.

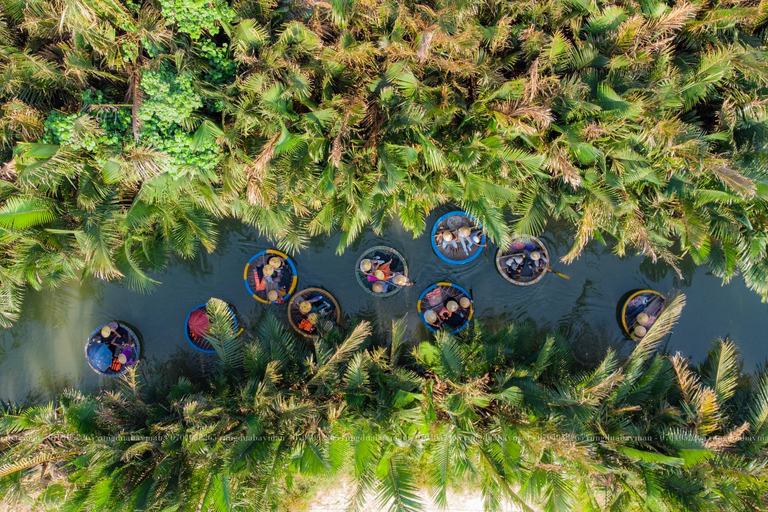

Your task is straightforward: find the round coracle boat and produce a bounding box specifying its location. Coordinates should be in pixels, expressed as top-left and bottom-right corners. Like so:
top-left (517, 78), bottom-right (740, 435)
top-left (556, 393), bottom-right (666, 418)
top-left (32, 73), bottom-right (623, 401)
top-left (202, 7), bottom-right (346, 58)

top-left (185, 301), bottom-right (240, 353)
top-left (496, 236), bottom-right (550, 286)
top-left (244, 249), bottom-right (298, 304)
top-left (430, 211), bottom-right (485, 265)
top-left (287, 287), bottom-right (341, 338)
top-left (85, 322), bottom-right (140, 377)
top-left (619, 290), bottom-right (667, 341)
top-left (355, 246), bottom-right (412, 296)
top-left (417, 282), bottom-right (474, 334)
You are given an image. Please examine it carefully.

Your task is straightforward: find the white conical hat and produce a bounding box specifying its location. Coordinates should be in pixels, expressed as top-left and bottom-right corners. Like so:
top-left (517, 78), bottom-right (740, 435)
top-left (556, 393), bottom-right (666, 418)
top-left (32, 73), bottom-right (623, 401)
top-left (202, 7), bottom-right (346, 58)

top-left (424, 310), bottom-right (438, 324)
top-left (446, 300), bottom-right (459, 312)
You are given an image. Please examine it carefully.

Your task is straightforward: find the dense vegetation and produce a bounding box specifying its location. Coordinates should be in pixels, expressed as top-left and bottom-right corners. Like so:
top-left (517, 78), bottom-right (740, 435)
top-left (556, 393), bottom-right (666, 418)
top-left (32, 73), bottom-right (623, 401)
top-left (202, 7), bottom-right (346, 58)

top-left (3, 301), bottom-right (768, 511)
top-left (1, 0), bottom-right (768, 324)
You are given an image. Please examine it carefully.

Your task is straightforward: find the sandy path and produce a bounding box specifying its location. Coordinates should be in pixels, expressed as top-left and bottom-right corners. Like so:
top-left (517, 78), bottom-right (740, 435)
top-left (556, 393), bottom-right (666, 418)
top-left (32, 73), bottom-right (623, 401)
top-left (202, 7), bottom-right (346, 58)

top-left (304, 477), bottom-right (521, 512)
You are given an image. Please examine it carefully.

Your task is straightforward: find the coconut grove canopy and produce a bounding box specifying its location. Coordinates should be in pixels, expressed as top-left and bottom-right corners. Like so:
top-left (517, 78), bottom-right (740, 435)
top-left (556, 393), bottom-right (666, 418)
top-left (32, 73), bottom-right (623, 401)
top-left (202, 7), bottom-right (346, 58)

top-left (431, 211), bottom-right (485, 264)
top-left (185, 302), bottom-right (239, 353)
top-left (496, 237), bottom-right (550, 286)
top-left (85, 322), bottom-right (140, 377)
top-left (288, 287), bottom-right (341, 338)
top-left (417, 283), bottom-right (474, 334)
top-left (620, 290), bottom-right (667, 341)
top-left (244, 249), bottom-right (298, 304)
top-left (355, 246), bottom-right (411, 296)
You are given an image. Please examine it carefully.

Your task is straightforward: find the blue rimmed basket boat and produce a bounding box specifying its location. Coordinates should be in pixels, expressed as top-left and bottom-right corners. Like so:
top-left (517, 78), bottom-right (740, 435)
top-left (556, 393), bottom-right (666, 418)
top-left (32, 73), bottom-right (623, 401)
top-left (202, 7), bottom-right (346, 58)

top-left (430, 211), bottom-right (485, 265)
top-left (184, 301), bottom-right (240, 353)
top-left (244, 249), bottom-right (298, 304)
top-left (355, 246), bottom-right (410, 297)
top-left (417, 282), bottom-right (474, 334)
top-left (85, 322), bottom-right (141, 377)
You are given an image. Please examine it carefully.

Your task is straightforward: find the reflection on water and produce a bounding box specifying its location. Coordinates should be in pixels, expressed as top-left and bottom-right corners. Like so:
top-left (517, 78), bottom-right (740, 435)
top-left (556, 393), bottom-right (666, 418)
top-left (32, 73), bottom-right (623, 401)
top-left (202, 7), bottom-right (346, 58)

top-left (2, 209), bottom-right (768, 402)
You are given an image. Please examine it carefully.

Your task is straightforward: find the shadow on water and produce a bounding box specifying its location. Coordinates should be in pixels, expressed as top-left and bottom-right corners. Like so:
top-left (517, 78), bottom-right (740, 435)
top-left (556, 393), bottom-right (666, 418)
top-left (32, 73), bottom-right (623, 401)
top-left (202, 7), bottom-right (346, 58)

top-left (2, 211), bottom-right (768, 402)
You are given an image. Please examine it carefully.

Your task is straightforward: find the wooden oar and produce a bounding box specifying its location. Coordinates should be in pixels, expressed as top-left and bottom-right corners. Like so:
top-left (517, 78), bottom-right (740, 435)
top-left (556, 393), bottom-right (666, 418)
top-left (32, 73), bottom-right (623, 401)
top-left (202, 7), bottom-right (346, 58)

top-left (546, 266), bottom-right (570, 280)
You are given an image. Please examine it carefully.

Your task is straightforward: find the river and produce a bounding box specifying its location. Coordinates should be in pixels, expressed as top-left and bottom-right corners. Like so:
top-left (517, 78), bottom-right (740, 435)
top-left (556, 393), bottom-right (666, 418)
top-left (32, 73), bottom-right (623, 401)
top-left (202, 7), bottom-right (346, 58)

top-left (2, 210), bottom-right (766, 402)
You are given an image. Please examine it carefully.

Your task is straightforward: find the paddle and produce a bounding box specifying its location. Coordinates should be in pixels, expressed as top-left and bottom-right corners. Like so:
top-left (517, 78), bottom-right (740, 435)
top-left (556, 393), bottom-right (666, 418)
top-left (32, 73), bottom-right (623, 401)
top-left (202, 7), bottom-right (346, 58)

top-left (546, 266), bottom-right (570, 280)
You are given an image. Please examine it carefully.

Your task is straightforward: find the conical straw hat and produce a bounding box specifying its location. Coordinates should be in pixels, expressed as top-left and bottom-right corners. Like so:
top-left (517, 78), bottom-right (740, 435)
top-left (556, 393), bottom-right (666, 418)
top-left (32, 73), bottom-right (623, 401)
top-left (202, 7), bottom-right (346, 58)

top-left (269, 256), bottom-right (283, 268)
top-left (101, 325), bottom-right (112, 338)
top-left (394, 274), bottom-right (408, 286)
top-left (360, 259), bottom-right (372, 272)
top-left (308, 313), bottom-right (318, 325)
top-left (530, 251), bottom-right (541, 261)
top-left (459, 226), bottom-right (471, 237)
top-left (372, 282), bottom-right (385, 293)
top-left (459, 296), bottom-right (471, 309)
top-left (441, 230), bottom-right (454, 242)
top-left (263, 265), bottom-right (274, 276)
top-left (446, 300), bottom-right (459, 312)
top-left (299, 301), bottom-right (312, 314)
top-left (424, 310), bottom-right (438, 324)
top-left (267, 290), bottom-right (279, 302)
top-left (374, 269), bottom-right (385, 280)
top-left (634, 325), bottom-right (647, 338)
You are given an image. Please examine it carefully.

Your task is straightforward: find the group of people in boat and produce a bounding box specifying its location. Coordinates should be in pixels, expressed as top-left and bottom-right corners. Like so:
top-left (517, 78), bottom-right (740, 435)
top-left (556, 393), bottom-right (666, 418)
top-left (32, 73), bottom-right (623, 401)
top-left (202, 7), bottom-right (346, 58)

top-left (359, 255), bottom-right (412, 294)
top-left (293, 292), bottom-right (338, 336)
top-left (420, 285), bottom-right (473, 332)
top-left (251, 255), bottom-right (292, 304)
top-left (87, 322), bottom-right (138, 374)
top-left (435, 225), bottom-right (485, 259)
top-left (623, 291), bottom-right (665, 340)
top-left (501, 249), bottom-right (547, 281)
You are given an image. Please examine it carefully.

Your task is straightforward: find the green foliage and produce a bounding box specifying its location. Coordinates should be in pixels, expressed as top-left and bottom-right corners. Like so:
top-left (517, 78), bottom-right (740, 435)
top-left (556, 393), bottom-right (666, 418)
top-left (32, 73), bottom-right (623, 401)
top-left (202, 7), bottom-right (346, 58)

top-left (198, 40), bottom-right (236, 85)
top-left (2, 315), bottom-right (768, 511)
top-left (139, 67), bottom-right (222, 176)
top-left (2, 0), bottom-right (768, 324)
top-left (139, 68), bottom-right (202, 125)
top-left (158, 0), bottom-right (236, 40)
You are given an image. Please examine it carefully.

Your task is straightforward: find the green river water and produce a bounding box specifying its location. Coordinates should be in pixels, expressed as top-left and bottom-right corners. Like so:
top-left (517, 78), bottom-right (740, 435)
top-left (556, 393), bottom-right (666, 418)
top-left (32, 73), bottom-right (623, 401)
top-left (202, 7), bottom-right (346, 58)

top-left (2, 210), bottom-right (767, 403)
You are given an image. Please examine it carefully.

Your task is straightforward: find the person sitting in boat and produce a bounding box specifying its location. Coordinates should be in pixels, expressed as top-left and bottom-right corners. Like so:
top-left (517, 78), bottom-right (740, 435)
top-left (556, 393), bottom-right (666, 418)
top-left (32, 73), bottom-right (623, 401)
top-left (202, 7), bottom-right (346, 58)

top-left (371, 281), bottom-right (389, 294)
top-left (373, 257), bottom-right (393, 280)
top-left (529, 250), bottom-right (547, 273)
top-left (437, 230), bottom-right (459, 251)
top-left (301, 294), bottom-right (334, 316)
top-left (440, 300), bottom-right (460, 321)
top-left (457, 226), bottom-right (474, 256)
top-left (267, 289), bottom-right (286, 304)
top-left (505, 254), bottom-right (524, 278)
top-left (392, 273), bottom-right (412, 287)
top-left (470, 229), bottom-right (485, 247)
top-left (423, 310), bottom-right (441, 329)
top-left (360, 258), bottom-right (374, 276)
